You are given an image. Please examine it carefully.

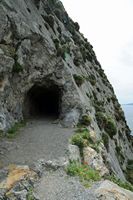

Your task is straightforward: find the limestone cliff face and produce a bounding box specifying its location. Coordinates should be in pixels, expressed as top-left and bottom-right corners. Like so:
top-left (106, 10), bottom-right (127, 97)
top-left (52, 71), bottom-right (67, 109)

top-left (0, 0), bottom-right (132, 181)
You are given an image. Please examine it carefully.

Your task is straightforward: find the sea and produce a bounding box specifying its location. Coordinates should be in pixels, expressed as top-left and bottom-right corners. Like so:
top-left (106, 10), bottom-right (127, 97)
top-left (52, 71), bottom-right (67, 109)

top-left (122, 105), bottom-right (133, 135)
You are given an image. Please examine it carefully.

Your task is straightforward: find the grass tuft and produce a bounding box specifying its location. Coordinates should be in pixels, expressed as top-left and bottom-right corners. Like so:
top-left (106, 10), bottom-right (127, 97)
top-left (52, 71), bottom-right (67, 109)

top-left (71, 128), bottom-right (100, 153)
top-left (67, 162), bottom-right (101, 183)
top-left (7, 121), bottom-right (26, 138)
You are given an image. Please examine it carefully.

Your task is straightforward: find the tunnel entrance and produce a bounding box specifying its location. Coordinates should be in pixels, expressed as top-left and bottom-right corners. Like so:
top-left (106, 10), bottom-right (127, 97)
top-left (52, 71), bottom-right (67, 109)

top-left (23, 84), bottom-right (62, 119)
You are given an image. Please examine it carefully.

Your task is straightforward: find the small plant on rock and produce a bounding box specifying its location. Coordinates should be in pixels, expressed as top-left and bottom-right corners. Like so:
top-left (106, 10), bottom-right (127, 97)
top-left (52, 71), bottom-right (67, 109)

top-left (102, 133), bottom-right (109, 151)
top-left (87, 74), bottom-right (96, 86)
top-left (71, 128), bottom-right (100, 153)
top-left (12, 61), bottom-right (23, 73)
top-left (104, 117), bottom-right (117, 138)
top-left (56, 43), bottom-right (70, 60)
top-left (26, 188), bottom-right (34, 200)
top-left (7, 121), bottom-right (26, 138)
top-left (71, 128), bottom-right (90, 149)
top-left (73, 74), bottom-right (85, 87)
top-left (80, 115), bottom-right (92, 126)
top-left (96, 112), bottom-right (117, 138)
top-left (126, 159), bottom-right (133, 184)
top-left (12, 54), bottom-right (23, 73)
top-left (74, 22), bottom-right (80, 31)
top-left (73, 57), bottom-right (81, 67)
top-left (95, 112), bottom-right (107, 129)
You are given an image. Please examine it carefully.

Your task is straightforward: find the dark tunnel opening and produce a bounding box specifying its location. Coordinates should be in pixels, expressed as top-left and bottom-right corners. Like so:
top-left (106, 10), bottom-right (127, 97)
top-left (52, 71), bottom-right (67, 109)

top-left (23, 84), bottom-right (62, 119)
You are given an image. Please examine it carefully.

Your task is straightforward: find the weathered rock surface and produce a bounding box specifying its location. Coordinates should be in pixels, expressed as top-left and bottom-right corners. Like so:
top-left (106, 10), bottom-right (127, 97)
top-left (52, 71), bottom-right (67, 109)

top-left (91, 180), bottom-right (133, 200)
top-left (0, 160), bottom-right (133, 200)
top-left (83, 146), bottom-right (109, 177)
top-left (0, 0), bottom-right (132, 190)
top-left (0, 165), bottom-right (38, 200)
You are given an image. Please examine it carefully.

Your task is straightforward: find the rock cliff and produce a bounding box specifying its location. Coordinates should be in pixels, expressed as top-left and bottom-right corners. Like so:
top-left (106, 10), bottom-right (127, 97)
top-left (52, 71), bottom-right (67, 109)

top-left (0, 0), bottom-right (133, 183)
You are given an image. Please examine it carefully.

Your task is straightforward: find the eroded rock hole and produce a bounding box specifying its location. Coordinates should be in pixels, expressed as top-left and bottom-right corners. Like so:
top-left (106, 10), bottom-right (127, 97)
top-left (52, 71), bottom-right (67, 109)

top-left (24, 85), bottom-right (62, 119)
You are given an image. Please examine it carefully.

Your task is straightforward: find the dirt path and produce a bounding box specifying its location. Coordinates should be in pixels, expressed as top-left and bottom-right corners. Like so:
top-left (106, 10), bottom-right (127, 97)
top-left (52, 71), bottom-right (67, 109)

top-left (0, 119), bottom-right (74, 168)
top-left (35, 169), bottom-right (93, 200)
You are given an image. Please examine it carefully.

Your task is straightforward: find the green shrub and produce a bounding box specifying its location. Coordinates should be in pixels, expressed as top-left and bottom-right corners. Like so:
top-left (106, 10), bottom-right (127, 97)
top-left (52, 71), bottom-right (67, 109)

top-left (94, 104), bottom-right (105, 113)
top-left (87, 75), bottom-right (96, 86)
top-left (7, 121), bottom-right (26, 138)
top-left (115, 107), bottom-right (125, 121)
top-left (72, 33), bottom-right (82, 45)
top-left (115, 146), bottom-right (122, 155)
top-left (93, 100), bottom-right (105, 112)
top-left (71, 129), bottom-right (90, 149)
top-left (71, 128), bottom-right (100, 153)
top-left (107, 175), bottom-right (133, 192)
top-left (89, 142), bottom-right (100, 153)
top-left (95, 100), bottom-right (104, 107)
top-left (98, 68), bottom-right (105, 78)
top-left (86, 51), bottom-right (93, 62)
top-left (80, 46), bottom-right (87, 62)
top-left (95, 112), bottom-right (107, 129)
top-left (111, 95), bottom-right (117, 103)
top-left (67, 162), bottom-right (101, 183)
top-left (115, 145), bottom-right (124, 164)
top-left (80, 115), bottom-right (92, 126)
top-left (73, 74), bottom-right (85, 87)
top-left (12, 62), bottom-right (23, 73)
top-left (74, 22), bottom-right (80, 31)
top-left (104, 117), bottom-right (117, 138)
top-left (26, 188), bottom-right (34, 200)
top-left (73, 57), bottom-right (80, 67)
top-left (67, 24), bottom-right (75, 35)
top-left (56, 43), bottom-right (70, 60)
top-left (96, 112), bottom-right (117, 138)
top-left (71, 133), bottom-right (85, 149)
top-left (102, 133), bottom-right (109, 151)
top-left (57, 46), bottom-right (66, 59)
top-left (126, 160), bottom-right (133, 184)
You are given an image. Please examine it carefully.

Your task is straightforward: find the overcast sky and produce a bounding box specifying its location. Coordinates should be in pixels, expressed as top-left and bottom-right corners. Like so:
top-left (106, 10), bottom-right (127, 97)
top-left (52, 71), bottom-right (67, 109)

top-left (62, 0), bottom-right (133, 104)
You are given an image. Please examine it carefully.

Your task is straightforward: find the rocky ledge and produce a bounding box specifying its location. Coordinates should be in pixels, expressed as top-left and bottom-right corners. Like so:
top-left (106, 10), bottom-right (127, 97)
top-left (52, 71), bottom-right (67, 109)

top-left (0, 157), bottom-right (133, 200)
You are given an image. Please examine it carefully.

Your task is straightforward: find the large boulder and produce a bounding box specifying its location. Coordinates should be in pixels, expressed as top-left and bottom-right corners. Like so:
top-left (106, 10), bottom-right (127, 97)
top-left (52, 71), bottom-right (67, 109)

top-left (83, 147), bottom-right (109, 176)
top-left (91, 180), bottom-right (133, 200)
top-left (0, 165), bottom-right (38, 199)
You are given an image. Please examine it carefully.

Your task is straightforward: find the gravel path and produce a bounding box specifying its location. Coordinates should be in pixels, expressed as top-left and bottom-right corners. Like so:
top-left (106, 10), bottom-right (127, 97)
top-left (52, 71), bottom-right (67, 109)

top-left (35, 169), bottom-right (96, 200)
top-left (0, 119), bottom-right (74, 168)
top-left (0, 119), bottom-right (96, 200)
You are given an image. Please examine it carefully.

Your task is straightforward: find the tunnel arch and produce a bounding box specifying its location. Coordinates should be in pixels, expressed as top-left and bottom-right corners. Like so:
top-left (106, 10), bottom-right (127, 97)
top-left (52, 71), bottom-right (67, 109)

top-left (23, 83), bottom-right (62, 119)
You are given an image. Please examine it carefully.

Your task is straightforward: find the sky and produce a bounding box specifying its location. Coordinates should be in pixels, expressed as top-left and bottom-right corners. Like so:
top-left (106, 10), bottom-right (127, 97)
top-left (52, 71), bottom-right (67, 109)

top-left (62, 0), bottom-right (133, 104)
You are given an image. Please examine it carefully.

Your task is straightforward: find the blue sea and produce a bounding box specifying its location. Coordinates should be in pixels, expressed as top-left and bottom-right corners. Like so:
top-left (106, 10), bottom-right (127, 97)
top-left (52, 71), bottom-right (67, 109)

top-left (122, 105), bottom-right (133, 135)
